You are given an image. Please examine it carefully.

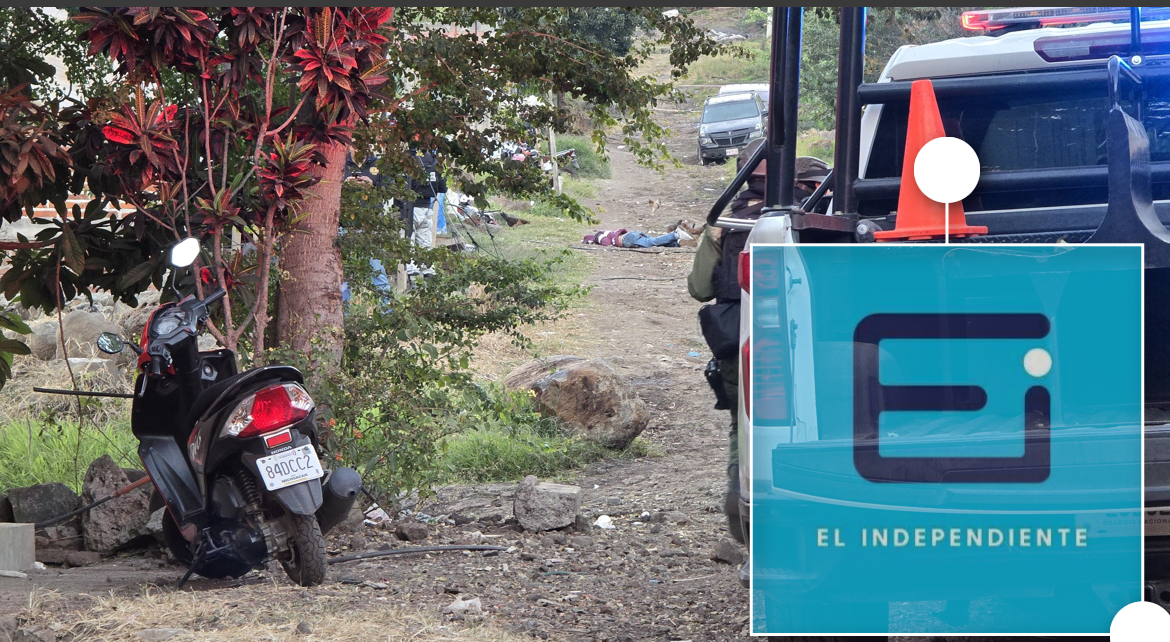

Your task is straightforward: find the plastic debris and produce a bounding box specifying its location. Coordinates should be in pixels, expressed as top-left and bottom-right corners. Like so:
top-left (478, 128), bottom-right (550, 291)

top-left (594, 515), bottom-right (615, 530)
top-left (364, 504), bottom-right (391, 526)
top-left (443, 595), bottom-right (484, 617)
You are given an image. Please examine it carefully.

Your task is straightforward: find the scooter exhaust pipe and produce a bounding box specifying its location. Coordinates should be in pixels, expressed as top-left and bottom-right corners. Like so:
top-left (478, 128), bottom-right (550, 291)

top-left (316, 467), bottom-right (362, 535)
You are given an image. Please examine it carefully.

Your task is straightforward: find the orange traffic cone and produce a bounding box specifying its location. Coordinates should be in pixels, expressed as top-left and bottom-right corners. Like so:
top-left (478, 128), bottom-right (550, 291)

top-left (873, 79), bottom-right (986, 241)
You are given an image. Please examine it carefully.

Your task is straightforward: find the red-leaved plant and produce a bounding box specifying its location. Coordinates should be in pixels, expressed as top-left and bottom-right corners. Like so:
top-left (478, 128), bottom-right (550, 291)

top-left (50, 7), bottom-right (396, 360)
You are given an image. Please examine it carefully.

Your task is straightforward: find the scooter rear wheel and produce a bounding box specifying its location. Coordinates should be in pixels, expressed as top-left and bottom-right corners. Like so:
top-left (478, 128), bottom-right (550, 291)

top-left (281, 513), bottom-right (327, 587)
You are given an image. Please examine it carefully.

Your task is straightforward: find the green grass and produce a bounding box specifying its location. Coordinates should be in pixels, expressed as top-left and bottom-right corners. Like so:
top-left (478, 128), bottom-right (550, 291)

top-left (686, 38), bottom-right (770, 85)
top-left (797, 131), bottom-right (835, 160)
top-left (562, 176), bottom-right (597, 200)
top-left (439, 423), bottom-right (653, 484)
top-left (554, 134), bottom-right (611, 180)
top-left (0, 415), bottom-right (138, 493)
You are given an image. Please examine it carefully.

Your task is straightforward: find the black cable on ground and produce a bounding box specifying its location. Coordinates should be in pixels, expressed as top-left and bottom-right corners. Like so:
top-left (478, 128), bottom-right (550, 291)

top-left (327, 544), bottom-right (508, 565)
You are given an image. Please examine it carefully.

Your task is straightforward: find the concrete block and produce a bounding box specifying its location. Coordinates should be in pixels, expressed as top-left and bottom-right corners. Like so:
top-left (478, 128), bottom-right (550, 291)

top-left (0, 524), bottom-right (34, 571)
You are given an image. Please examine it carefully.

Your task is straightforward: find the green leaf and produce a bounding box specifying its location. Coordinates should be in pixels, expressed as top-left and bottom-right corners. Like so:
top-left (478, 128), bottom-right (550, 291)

top-left (117, 259), bottom-right (156, 290)
top-left (59, 224), bottom-right (86, 275)
top-left (0, 313), bottom-right (31, 335)
top-left (0, 339), bottom-right (32, 356)
top-left (84, 198), bottom-right (106, 220)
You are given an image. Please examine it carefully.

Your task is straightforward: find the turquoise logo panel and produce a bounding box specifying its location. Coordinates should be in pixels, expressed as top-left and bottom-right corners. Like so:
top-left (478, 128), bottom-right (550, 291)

top-left (750, 245), bottom-right (1141, 634)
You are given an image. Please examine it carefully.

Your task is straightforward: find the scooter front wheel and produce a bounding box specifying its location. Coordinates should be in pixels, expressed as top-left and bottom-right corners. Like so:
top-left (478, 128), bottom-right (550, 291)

top-left (281, 513), bottom-right (327, 587)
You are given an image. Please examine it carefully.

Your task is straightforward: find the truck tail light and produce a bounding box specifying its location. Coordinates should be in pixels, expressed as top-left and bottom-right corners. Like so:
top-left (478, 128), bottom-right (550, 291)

top-left (224, 383), bottom-right (315, 439)
top-left (738, 250), bottom-right (751, 294)
top-left (741, 339), bottom-right (751, 418)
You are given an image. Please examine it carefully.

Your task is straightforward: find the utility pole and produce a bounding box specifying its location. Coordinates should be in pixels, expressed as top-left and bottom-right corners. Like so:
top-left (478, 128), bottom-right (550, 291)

top-left (548, 90), bottom-right (561, 194)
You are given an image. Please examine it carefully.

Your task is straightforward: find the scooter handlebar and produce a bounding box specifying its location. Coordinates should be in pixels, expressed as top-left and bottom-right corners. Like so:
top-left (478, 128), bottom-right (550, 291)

top-left (202, 288), bottom-right (227, 308)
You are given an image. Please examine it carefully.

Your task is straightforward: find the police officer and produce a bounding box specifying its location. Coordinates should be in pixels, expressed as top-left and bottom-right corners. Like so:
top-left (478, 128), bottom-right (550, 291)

top-left (401, 144), bottom-right (447, 279)
top-left (687, 139), bottom-right (829, 543)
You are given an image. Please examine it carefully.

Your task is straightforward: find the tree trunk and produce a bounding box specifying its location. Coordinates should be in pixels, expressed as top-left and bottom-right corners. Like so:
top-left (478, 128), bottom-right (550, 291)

top-left (276, 139), bottom-right (347, 369)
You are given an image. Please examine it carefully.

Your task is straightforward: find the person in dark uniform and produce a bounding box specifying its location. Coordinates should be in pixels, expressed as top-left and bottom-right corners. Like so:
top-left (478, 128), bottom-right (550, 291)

top-left (401, 145), bottom-right (447, 279)
top-left (687, 138), bottom-right (829, 544)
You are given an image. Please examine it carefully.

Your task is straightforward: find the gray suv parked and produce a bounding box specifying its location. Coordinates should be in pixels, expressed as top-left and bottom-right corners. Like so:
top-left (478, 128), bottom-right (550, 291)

top-left (698, 92), bottom-right (765, 165)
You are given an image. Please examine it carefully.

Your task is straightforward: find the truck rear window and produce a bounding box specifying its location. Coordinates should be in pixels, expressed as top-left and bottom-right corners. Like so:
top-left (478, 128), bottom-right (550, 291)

top-left (703, 101), bottom-right (759, 123)
top-left (863, 79), bottom-right (1170, 212)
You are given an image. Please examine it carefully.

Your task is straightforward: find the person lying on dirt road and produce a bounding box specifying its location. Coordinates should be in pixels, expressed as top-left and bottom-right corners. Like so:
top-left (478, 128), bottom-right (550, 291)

top-left (687, 138), bottom-right (830, 545)
top-left (582, 224), bottom-right (698, 248)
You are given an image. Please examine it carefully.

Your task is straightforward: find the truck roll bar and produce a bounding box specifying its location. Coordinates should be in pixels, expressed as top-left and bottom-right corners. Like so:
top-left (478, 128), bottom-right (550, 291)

top-left (834, 7), bottom-right (866, 215)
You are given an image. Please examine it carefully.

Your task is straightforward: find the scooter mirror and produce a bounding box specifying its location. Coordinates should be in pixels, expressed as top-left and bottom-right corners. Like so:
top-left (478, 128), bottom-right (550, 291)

top-left (95, 332), bottom-right (125, 354)
top-left (170, 237), bottom-right (201, 268)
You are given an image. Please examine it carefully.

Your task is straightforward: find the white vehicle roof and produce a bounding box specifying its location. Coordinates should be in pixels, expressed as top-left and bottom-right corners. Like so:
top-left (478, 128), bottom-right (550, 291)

top-left (706, 92), bottom-right (758, 105)
top-left (885, 18), bottom-right (1170, 80)
top-left (719, 83), bottom-right (768, 95)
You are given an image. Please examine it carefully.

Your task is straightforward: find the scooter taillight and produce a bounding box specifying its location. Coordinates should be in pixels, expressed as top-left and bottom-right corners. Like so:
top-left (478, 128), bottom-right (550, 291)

top-left (224, 383), bottom-right (314, 439)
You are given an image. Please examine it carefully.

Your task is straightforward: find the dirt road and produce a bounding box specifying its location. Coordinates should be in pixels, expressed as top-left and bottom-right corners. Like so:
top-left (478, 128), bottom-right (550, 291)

top-left (0, 107), bottom-right (758, 641)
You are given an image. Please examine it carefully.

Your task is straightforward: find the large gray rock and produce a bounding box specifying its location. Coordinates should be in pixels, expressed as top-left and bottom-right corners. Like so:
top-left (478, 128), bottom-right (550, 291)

top-left (505, 357), bottom-right (649, 448)
top-left (8, 483), bottom-right (81, 536)
top-left (58, 310), bottom-right (122, 360)
top-left (24, 322), bottom-right (58, 361)
top-left (512, 475), bottom-right (581, 532)
top-left (143, 508), bottom-right (166, 546)
top-left (65, 357), bottom-right (119, 379)
top-left (503, 355), bottom-right (585, 389)
top-left (118, 305), bottom-right (155, 342)
top-left (81, 455), bottom-right (153, 555)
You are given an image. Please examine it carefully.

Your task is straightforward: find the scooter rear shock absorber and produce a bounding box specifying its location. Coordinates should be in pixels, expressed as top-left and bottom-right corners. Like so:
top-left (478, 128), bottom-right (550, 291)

top-left (235, 467), bottom-right (262, 509)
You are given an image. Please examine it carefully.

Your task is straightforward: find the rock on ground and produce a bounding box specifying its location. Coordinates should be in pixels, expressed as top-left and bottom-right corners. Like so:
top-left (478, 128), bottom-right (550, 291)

top-left (81, 455), bottom-right (153, 555)
top-left (136, 629), bottom-right (189, 642)
top-left (12, 626), bottom-right (55, 642)
top-left (58, 310), bottom-right (122, 360)
top-left (118, 304), bottom-right (155, 341)
top-left (8, 483), bottom-right (81, 536)
top-left (24, 322), bottom-right (58, 361)
top-left (143, 508), bottom-right (166, 546)
top-left (65, 357), bottom-right (119, 379)
top-left (505, 356), bottom-right (649, 448)
top-left (503, 355), bottom-right (585, 389)
top-left (711, 537), bottom-right (743, 565)
top-left (512, 475), bottom-right (581, 532)
top-left (395, 522), bottom-right (429, 542)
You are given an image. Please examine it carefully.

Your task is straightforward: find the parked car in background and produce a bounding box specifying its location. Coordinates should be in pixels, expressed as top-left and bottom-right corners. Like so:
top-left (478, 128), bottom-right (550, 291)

top-left (698, 92), bottom-right (766, 165)
top-left (719, 82), bottom-right (769, 108)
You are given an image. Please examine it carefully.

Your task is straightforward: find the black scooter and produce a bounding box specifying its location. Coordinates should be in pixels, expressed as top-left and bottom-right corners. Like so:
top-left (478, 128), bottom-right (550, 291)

top-left (91, 238), bottom-right (361, 586)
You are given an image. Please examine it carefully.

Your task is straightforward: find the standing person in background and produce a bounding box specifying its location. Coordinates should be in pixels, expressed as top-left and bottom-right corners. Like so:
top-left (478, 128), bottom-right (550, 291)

top-left (342, 148), bottom-right (393, 301)
top-left (401, 144), bottom-right (447, 281)
top-left (687, 138), bottom-right (829, 545)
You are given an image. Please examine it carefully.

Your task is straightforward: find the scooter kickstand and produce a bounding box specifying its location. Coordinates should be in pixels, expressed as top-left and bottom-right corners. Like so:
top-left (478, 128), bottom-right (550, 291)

top-left (177, 543), bottom-right (204, 589)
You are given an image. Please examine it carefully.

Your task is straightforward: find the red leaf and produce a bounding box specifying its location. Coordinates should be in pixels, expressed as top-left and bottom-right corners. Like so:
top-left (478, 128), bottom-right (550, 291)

top-left (359, 7), bottom-right (393, 28)
top-left (102, 125), bottom-right (135, 145)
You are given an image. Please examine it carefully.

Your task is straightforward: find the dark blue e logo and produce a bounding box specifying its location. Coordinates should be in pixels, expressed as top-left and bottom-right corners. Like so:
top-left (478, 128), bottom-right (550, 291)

top-left (853, 313), bottom-right (1051, 484)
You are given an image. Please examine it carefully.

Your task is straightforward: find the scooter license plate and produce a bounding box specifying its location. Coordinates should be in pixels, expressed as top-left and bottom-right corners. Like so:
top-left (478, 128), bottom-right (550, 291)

top-left (256, 445), bottom-right (324, 491)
